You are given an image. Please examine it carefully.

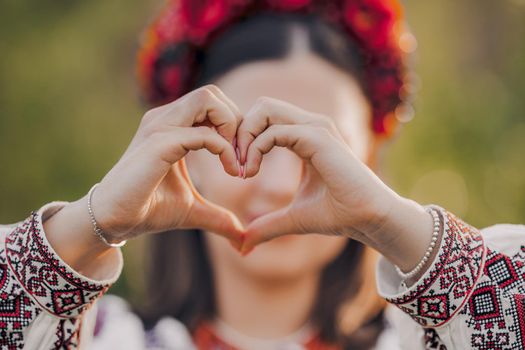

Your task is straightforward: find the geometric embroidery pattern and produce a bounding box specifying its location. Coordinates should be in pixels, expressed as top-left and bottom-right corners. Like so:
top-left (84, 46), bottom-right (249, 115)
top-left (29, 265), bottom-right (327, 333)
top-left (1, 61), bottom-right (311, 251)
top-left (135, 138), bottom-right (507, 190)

top-left (383, 204), bottom-right (525, 350)
top-left (462, 247), bottom-right (525, 350)
top-left (469, 285), bottom-right (500, 320)
top-left (385, 206), bottom-right (486, 327)
top-left (484, 253), bottom-right (519, 290)
top-left (54, 318), bottom-right (82, 348)
top-left (1, 203), bottom-right (524, 350)
top-left (1, 208), bottom-right (116, 349)
top-left (5, 211), bottom-right (110, 318)
top-left (424, 328), bottom-right (448, 350)
top-left (0, 241), bottom-right (40, 349)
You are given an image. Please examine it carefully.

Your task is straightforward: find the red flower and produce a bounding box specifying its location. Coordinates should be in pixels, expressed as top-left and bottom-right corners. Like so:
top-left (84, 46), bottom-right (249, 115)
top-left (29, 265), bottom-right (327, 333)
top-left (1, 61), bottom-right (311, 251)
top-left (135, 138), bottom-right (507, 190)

top-left (370, 74), bottom-right (400, 97)
top-left (137, 0), bottom-right (412, 137)
top-left (265, 0), bottom-right (311, 11)
top-left (180, 0), bottom-right (231, 43)
top-left (155, 4), bottom-right (186, 42)
top-left (342, 0), bottom-right (399, 51)
top-left (161, 66), bottom-right (184, 97)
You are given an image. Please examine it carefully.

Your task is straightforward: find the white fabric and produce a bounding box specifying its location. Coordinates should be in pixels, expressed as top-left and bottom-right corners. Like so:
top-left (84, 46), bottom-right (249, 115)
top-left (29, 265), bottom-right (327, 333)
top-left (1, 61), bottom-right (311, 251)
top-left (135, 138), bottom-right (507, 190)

top-left (0, 201), bottom-right (524, 349)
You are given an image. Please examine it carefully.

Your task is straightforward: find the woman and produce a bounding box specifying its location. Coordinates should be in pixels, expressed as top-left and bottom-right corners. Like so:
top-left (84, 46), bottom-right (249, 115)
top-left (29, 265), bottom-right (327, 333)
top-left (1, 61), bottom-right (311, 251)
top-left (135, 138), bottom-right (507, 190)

top-left (1, 0), bottom-right (524, 349)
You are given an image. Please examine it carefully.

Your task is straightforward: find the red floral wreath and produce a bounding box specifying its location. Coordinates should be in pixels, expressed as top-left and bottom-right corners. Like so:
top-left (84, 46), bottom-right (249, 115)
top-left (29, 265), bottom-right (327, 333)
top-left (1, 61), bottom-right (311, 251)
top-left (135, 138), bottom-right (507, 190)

top-left (136, 0), bottom-right (417, 137)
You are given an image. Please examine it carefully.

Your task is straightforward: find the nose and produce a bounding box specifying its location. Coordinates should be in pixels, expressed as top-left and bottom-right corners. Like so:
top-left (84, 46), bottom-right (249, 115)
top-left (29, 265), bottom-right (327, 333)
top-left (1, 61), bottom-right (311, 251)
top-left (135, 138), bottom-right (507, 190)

top-left (245, 147), bottom-right (303, 216)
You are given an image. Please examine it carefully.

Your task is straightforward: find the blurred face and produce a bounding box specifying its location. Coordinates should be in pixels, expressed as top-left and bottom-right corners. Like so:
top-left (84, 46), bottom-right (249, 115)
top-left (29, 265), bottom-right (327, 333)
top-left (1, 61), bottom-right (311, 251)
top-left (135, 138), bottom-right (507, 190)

top-left (186, 52), bottom-right (373, 281)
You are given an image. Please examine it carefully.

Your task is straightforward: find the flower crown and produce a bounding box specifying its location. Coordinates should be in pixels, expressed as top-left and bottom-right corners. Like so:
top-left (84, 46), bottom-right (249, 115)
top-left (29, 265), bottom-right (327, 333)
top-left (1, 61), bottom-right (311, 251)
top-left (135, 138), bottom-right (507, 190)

top-left (136, 0), bottom-right (417, 137)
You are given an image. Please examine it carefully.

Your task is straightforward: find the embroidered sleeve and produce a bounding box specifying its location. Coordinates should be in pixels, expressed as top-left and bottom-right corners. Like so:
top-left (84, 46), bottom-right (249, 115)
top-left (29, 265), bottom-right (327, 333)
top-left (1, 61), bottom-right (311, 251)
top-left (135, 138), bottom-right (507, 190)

top-left (0, 201), bottom-right (123, 349)
top-left (375, 205), bottom-right (525, 349)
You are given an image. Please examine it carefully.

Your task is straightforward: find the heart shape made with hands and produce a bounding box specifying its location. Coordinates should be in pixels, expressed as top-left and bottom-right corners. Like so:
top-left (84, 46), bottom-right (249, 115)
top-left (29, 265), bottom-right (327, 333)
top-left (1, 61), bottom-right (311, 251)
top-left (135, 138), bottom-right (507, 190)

top-left (179, 131), bottom-right (296, 257)
top-left (100, 88), bottom-right (384, 256)
top-left (183, 96), bottom-right (352, 256)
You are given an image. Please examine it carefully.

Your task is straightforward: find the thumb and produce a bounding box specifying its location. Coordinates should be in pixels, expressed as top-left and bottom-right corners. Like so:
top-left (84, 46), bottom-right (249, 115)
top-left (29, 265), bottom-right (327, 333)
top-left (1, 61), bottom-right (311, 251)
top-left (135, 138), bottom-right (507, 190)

top-left (178, 160), bottom-right (245, 250)
top-left (185, 199), bottom-right (245, 250)
top-left (241, 207), bottom-right (297, 255)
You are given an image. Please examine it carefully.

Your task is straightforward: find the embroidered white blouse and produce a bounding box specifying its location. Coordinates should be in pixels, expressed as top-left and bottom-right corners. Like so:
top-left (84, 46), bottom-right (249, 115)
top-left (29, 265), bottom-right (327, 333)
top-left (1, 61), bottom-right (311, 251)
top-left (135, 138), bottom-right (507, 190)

top-left (1, 201), bottom-right (524, 349)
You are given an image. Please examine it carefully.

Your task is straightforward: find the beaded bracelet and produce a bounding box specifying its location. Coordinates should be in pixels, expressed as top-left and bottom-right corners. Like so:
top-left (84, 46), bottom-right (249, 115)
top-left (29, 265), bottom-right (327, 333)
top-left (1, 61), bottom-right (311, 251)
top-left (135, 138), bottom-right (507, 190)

top-left (87, 183), bottom-right (127, 248)
top-left (394, 205), bottom-right (441, 281)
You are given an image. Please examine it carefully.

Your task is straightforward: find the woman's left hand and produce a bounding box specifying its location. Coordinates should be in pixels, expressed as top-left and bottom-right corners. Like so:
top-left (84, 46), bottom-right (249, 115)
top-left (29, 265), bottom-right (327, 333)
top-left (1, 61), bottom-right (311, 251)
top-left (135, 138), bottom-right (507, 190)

top-left (236, 97), bottom-right (433, 274)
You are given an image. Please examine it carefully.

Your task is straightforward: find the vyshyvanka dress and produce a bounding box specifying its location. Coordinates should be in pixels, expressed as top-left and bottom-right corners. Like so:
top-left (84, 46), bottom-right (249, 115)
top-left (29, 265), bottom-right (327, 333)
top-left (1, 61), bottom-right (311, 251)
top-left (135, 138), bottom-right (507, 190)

top-left (1, 201), bottom-right (524, 349)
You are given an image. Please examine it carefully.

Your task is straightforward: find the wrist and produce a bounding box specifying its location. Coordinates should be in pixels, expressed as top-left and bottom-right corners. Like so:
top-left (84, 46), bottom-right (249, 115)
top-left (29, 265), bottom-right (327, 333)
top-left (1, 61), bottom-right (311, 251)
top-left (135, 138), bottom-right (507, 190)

top-left (352, 189), bottom-right (402, 243)
top-left (87, 183), bottom-right (127, 247)
top-left (44, 196), bottom-right (119, 279)
top-left (363, 196), bottom-right (436, 274)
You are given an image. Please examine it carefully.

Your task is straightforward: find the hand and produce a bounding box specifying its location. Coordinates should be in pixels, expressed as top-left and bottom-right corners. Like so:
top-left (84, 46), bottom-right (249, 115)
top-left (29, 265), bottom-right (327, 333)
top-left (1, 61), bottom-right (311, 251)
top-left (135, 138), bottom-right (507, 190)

top-left (92, 85), bottom-right (245, 248)
top-left (44, 88), bottom-right (431, 279)
top-left (235, 97), bottom-right (405, 253)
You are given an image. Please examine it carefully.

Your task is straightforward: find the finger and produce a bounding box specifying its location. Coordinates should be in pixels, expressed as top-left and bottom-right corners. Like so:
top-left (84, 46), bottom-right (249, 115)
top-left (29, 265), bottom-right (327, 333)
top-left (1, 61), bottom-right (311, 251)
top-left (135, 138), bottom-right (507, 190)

top-left (178, 126), bottom-right (239, 176)
top-left (153, 85), bottom-right (239, 144)
top-left (184, 85), bottom-right (240, 144)
top-left (122, 126), bottom-right (239, 207)
top-left (244, 124), bottom-right (321, 178)
top-left (237, 97), bottom-right (323, 164)
top-left (240, 207), bottom-right (296, 254)
top-left (177, 156), bottom-right (224, 207)
top-left (185, 199), bottom-right (245, 250)
top-left (167, 158), bottom-right (206, 203)
top-left (177, 157), bottom-right (202, 199)
top-left (204, 84), bottom-right (243, 125)
top-left (149, 126), bottom-right (239, 181)
top-left (176, 156), bottom-right (244, 250)
top-left (191, 85), bottom-right (244, 140)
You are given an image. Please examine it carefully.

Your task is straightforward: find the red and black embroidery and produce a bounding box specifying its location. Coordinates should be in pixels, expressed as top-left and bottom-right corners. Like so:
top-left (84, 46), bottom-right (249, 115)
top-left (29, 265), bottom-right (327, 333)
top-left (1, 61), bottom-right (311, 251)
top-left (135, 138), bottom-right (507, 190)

top-left (462, 247), bottom-right (525, 349)
top-left (385, 207), bottom-right (486, 327)
top-left (424, 328), bottom-right (447, 350)
top-left (1, 242), bottom-right (40, 349)
top-left (54, 318), bottom-right (81, 349)
top-left (5, 211), bottom-right (110, 318)
top-left (1, 209), bottom-right (114, 348)
top-left (2, 203), bottom-right (525, 349)
top-left (386, 206), bottom-right (525, 349)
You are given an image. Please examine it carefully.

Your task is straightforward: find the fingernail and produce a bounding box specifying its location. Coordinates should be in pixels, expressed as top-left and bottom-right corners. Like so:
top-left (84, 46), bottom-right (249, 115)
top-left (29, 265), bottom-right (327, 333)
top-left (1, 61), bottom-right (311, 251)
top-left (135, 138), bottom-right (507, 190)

top-left (235, 147), bottom-right (241, 162)
top-left (236, 158), bottom-right (241, 177)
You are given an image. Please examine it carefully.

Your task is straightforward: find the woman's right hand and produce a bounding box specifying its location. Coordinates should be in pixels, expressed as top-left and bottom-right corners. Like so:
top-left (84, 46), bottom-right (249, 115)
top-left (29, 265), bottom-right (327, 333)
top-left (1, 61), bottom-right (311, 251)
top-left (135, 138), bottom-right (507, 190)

top-left (89, 85), bottom-right (245, 249)
top-left (42, 85), bottom-right (244, 278)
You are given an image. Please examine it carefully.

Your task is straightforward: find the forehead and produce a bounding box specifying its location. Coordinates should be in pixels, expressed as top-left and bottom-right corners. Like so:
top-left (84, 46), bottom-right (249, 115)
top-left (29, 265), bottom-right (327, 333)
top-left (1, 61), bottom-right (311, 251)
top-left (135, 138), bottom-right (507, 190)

top-left (214, 52), bottom-right (364, 113)
top-left (214, 52), bottom-right (373, 160)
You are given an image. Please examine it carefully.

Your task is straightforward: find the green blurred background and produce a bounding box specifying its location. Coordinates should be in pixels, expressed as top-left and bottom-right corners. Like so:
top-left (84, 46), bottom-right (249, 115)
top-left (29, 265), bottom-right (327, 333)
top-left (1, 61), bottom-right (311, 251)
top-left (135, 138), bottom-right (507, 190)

top-left (1, 0), bottom-right (524, 297)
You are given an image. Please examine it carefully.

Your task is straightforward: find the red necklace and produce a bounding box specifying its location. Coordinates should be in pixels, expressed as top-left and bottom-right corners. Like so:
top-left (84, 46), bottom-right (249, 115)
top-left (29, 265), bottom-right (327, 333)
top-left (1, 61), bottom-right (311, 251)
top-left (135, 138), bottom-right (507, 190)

top-left (192, 321), bottom-right (341, 350)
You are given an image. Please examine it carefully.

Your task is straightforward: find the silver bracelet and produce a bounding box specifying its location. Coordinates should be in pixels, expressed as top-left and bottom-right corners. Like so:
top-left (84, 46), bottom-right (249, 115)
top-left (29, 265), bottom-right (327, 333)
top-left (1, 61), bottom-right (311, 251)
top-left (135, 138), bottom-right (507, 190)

top-left (394, 205), bottom-right (441, 281)
top-left (87, 183), bottom-right (127, 248)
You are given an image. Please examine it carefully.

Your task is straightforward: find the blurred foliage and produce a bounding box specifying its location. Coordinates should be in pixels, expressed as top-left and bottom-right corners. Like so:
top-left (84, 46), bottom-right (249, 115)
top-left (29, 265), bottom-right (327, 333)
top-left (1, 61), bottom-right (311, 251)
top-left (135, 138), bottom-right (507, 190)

top-left (383, 0), bottom-right (525, 225)
top-left (1, 0), bottom-right (524, 297)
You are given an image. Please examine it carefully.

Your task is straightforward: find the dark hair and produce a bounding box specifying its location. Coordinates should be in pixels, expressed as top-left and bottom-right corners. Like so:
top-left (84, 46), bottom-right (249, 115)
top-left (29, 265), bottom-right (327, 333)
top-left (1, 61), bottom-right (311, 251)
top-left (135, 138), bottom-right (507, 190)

top-left (138, 13), bottom-right (386, 350)
top-left (194, 12), bottom-right (365, 92)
